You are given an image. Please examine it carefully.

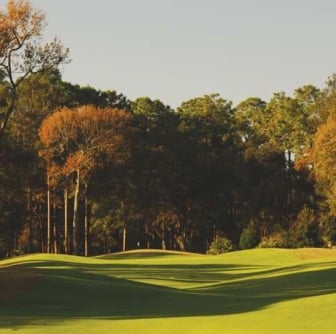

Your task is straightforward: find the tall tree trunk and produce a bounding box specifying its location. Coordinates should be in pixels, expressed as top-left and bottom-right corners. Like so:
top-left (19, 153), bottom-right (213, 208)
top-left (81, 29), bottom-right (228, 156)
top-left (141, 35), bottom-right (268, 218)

top-left (72, 168), bottom-right (80, 255)
top-left (84, 183), bottom-right (89, 257)
top-left (289, 150), bottom-right (293, 212)
top-left (161, 224), bottom-right (166, 250)
top-left (0, 94), bottom-right (16, 138)
top-left (53, 200), bottom-right (58, 254)
top-left (145, 224), bottom-right (151, 249)
top-left (47, 174), bottom-right (51, 254)
top-left (64, 184), bottom-right (68, 254)
top-left (38, 202), bottom-right (45, 252)
top-left (122, 227), bottom-right (126, 252)
top-left (26, 187), bottom-right (32, 253)
top-left (121, 201), bottom-right (126, 252)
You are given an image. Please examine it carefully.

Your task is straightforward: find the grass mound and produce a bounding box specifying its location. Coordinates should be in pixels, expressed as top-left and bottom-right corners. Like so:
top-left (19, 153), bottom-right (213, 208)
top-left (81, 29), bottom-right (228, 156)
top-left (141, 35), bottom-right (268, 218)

top-left (96, 248), bottom-right (202, 259)
top-left (295, 247), bottom-right (336, 260)
top-left (0, 248), bottom-right (336, 334)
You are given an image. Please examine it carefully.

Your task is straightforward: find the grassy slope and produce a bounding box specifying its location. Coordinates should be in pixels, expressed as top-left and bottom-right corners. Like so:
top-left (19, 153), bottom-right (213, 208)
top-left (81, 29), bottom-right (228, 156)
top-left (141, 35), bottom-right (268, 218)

top-left (0, 248), bottom-right (336, 334)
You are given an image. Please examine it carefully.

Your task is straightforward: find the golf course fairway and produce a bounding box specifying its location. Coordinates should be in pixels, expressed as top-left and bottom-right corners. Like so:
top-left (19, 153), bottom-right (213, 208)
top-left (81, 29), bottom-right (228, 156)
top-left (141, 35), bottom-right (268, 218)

top-left (1, 248), bottom-right (336, 333)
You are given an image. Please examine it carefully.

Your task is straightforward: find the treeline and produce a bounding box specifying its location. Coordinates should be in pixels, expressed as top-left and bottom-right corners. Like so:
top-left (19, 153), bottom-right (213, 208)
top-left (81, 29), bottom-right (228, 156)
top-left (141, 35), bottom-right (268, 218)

top-left (1, 69), bottom-right (336, 256)
top-left (2, 0), bottom-right (336, 257)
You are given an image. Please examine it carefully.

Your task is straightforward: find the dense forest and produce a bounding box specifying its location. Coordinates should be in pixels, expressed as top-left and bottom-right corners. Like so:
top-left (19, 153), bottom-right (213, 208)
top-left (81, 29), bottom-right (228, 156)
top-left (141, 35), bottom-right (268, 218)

top-left (1, 0), bottom-right (336, 257)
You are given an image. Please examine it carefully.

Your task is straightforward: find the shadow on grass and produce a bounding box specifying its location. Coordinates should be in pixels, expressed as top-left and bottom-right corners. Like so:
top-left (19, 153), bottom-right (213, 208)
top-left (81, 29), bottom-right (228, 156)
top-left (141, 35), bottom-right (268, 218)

top-left (1, 260), bottom-right (336, 329)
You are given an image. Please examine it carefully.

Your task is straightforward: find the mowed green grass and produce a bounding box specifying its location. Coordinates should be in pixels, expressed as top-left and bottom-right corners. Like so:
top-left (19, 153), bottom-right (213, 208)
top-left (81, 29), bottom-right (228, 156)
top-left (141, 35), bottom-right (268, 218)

top-left (1, 248), bottom-right (336, 334)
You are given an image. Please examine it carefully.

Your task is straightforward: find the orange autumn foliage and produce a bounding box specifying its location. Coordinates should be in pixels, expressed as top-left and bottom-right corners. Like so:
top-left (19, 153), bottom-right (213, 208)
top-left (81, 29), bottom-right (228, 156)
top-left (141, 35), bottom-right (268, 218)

top-left (0, 0), bottom-right (45, 54)
top-left (39, 105), bottom-right (133, 181)
top-left (313, 117), bottom-right (336, 184)
top-left (0, 0), bottom-right (69, 136)
top-left (312, 117), bottom-right (336, 214)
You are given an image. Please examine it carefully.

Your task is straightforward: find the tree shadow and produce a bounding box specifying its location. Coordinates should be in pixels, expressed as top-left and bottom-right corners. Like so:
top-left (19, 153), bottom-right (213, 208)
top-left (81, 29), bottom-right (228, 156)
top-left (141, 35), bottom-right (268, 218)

top-left (1, 259), bottom-right (336, 330)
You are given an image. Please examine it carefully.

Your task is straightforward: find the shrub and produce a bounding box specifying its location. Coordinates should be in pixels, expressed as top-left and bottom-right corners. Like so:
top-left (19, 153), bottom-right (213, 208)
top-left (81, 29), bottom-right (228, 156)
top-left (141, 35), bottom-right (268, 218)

top-left (320, 214), bottom-right (336, 247)
top-left (208, 236), bottom-right (235, 254)
top-left (289, 206), bottom-right (321, 248)
top-left (258, 230), bottom-right (289, 248)
top-left (239, 221), bottom-right (260, 249)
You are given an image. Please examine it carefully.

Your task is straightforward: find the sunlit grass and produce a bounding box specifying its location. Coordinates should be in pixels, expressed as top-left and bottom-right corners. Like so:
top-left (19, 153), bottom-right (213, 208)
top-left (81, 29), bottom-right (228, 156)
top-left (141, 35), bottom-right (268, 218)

top-left (1, 248), bottom-right (336, 333)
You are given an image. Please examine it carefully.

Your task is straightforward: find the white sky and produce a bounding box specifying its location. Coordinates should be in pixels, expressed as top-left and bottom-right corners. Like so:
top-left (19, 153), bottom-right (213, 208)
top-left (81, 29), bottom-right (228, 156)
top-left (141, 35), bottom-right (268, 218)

top-left (3, 0), bottom-right (336, 108)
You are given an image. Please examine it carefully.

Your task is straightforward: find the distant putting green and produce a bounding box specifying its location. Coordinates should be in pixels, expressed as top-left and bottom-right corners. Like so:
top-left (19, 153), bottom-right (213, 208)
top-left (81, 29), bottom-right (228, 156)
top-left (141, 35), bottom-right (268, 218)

top-left (1, 248), bottom-right (336, 333)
